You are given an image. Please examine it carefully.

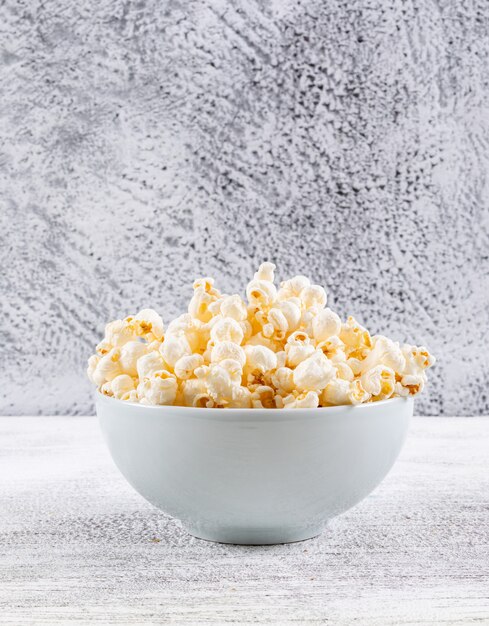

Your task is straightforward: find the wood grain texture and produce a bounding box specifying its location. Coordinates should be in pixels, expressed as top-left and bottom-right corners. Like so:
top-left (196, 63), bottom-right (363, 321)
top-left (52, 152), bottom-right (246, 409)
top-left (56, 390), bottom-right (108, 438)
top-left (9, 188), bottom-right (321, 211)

top-left (0, 1), bottom-right (488, 416)
top-left (0, 416), bottom-right (488, 624)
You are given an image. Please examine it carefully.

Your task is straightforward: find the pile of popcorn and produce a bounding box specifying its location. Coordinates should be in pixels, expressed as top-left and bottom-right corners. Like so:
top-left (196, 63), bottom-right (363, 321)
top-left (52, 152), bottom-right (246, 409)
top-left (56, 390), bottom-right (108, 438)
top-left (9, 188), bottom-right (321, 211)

top-left (87, 263), bottom-right (435, 409)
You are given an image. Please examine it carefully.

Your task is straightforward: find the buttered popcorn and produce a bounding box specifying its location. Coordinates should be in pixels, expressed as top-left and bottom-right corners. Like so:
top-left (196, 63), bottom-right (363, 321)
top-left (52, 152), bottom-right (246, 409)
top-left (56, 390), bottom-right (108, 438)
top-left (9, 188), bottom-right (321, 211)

top-left (88, 263), bottom-right (435, 408)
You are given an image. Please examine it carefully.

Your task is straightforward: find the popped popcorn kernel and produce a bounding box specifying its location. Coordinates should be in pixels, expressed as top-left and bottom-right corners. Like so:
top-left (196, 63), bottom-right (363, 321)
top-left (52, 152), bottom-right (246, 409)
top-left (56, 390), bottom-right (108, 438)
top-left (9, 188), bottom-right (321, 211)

top-left (119, 341), bottom-right (148, 377)
top-left (87, 354), bottom-right (100, 385)
top-left (137, 351), bottom-right (167, 381)
top-left (160, 334), bottom-right (192, 368)
top-left (206, 364), bottom-right (238, 405)
top-left (300, 285), bottom-right (327, 310)
top-left (220, 295), bottom-right (248, 321)
top-left (137, 371), bottom-right (178, 405)
top-left (350, 379), bottom-right (371, 405)
top-left (361, 365), bottom-right (396, 400)
top-left (244, 344), bottom-right (278, 375)
top-left (283, 390), bottom-right (320, 409)
top-left (320, 378), bottom-right (352, 406)
top-left (312, 308), bottom-right (342, 343)
top-left (210, 341), bottom-right (246, 367)
top-left (188, 287), bottom-right (216, 323)
top-left (181, 378), bottom-right (209, 407)
top-left (174, 354), bottom-right (205, 380)
top-left (275, 300), bottom-right (301, 334)
top-left (110, 374), bottom-right (137, 400)
top-left (91, 349), bottom-right (122, 386)
top-left (250, 385), bottom-right (277, 409)
top-left (133, 309), bottom-right (164, 341)
top-left (254, 262), bottom-right (276, 282)
top-left (362, 336), bottom-right (405, 374)
top-left (246, 279), bottom-right (277, 308)
top-left (210, 317), bottom-right (244, 345)
top-left (271, 366), bottom-right (295, 395)
top-left (277, 275), bottom-right (310, 300)
top-left (88, 263), bottom-right (434, 408)
top-left (292, 351), bottom-right (336, 392)
top-left (285, 335), bottom-right (315, 368)
top-left (340, 316), bottom-right (372, 354)
top-left (228, 385), bottom-right (252, 408)
top-left (400, 373), bottom-right (426, 396)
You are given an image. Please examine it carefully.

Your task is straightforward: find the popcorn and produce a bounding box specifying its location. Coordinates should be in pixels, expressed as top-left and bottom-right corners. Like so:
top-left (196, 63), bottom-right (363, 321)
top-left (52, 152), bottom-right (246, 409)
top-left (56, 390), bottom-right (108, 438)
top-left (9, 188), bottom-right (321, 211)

top-left (246, 279), bottom-right (277, 308)
top-left (210, 341), bottom-right (246, 367)
top-left (220, 295), bottom-right (248, 321)
top-left (283, 390), bottom-right (320, 409)
top-left (244, 345), bottom-right (278, 383)
top-left (244, 332), bottom-right (278, 351)
top-left (277, 275), bottom-right (310, 300)
top-left (267, 308), bottom-right (288, 337)
top-left (166, 314), bottom-right (205, 352)
top-left (275, 350), bottom-right (287, 369)
top-left (181, 378), bottom-right (212, 408)
top-left (360, 365), bottom-right (396, 400)
top-left (160, 335), bottom-right (192, 368)
top-left (90, 349), bottom-right (122, 386)
top-left (320, 378), bottom-right (352, 406)
top-left (87, 355), bottom-right (100, 385)
top-left (361, 336), bottom-right (405, 374)
top-left (88, 263), bottom-right (435, 408)
top-left (217, 358), bottom-right (243, 385)
top-left (271, 366), bottom-right (295, 394)
top-left (292, 351), bottom-right (336, 392)
top-left (350, 379), bottom-right (371, 404)
top-left (119, 341), bottom-right (148, 377)
top-left (228, 386), bottom-right (252, 408)
top-left (316, 335), bottom-right (345, 361)
top-left (285, 331), bottom-right (315, 368)
top-left (146, 339), bottom-right (163, 353)
top-left (188, 287), bottom-right (216, 322)
top-left (126, 390), bottom-right (139, 403)
top-left (136, 351), bottom-right (167, 381)
top-left (97, 319), bottom-right (137, 353)
top-left (174, 354), bottom-right (205, 380)
top-left (210, 317), bottom-right (244, 345)
top-left (347, 356), bottom-right (364, 376)
top-left (240, 319), bottom-right (253, 342)
top-left (253, 262), bottom-right (276, 282)
top-left (137, 371), bottom-right (178, 405)
top-left (300, 285), bottom-right (327, 310)
top-left (312, 308), bottom-right (342, 343)
top-left (320, 378), bottom-right (370, 406)
top-left (133, 309), bottom-right (164, 341)
top-left (398, 373), bottom-right (426, 396)
top-left (166, 313), bottom-right (193, 335)
top-left (274, 394), bottom-right (285, 408)
top-left (109, 374), bottom-right (136, 400)
top-left (206, 365), bottom-right (238, 405)
top-left (340, 316), bottom-right (372, 357)
top-left (275, 300), bottom-right (301, 333)
top-left (402, 345), bottom-right (436, 374)
top-left (250, 385), bottom-right (276, 409)
top-left (335, 361), bottom-right (355, 382)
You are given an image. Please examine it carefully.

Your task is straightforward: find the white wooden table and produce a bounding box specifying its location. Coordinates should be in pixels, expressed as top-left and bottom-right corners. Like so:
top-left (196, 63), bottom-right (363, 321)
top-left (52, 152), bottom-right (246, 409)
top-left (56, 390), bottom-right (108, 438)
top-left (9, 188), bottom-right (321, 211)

top-left (1, 417), bottom-right (488, 625)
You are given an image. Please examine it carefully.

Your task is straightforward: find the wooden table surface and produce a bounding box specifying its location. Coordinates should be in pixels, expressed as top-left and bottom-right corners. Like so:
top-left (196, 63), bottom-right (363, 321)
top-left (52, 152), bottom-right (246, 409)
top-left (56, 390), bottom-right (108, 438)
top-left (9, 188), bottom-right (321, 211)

top-left (1, 416), bottom-right (488, 625)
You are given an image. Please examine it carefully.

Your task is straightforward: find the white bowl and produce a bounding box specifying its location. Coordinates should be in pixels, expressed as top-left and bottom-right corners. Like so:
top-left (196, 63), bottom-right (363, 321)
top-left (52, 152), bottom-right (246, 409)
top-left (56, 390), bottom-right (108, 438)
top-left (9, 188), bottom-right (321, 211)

top-left (96, 393), bottom-right (413, 544)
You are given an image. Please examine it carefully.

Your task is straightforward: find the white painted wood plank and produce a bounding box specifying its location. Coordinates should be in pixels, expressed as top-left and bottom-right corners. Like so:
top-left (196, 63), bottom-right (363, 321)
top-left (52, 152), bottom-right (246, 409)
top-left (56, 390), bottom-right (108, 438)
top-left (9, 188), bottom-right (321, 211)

top-left (0, 417), bottom-right (488, 625)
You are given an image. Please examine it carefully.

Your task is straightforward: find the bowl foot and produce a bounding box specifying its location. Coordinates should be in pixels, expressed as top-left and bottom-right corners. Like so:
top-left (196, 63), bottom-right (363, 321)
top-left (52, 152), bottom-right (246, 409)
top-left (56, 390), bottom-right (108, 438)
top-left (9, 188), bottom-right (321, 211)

top-left (182, 522), bottom-right (326, 545)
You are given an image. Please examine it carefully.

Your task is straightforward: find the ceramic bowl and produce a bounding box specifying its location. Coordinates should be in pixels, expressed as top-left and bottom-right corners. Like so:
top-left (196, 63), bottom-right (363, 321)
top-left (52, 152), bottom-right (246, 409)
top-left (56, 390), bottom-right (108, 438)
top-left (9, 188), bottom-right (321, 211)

top-left (96, 393), bottom-right (413, 545)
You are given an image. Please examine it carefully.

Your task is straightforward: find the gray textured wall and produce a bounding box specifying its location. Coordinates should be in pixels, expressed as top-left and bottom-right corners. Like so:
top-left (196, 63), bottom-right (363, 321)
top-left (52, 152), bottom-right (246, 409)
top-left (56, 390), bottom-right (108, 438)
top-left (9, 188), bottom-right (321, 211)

top-left (1, 0), bottom-right (488, 416)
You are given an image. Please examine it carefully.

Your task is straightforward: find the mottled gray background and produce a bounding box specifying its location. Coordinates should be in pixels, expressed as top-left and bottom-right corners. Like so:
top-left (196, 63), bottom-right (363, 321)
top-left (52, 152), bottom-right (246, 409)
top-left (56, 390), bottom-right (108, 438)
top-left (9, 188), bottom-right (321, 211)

top-left (1, 0), bottom-right (488, 416)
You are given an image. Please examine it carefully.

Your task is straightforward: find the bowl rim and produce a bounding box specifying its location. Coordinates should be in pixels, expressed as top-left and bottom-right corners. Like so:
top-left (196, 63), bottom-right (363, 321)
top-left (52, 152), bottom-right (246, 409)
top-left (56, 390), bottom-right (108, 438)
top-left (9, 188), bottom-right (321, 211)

top-left (95, 390), bottom-right (413, 419)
